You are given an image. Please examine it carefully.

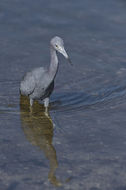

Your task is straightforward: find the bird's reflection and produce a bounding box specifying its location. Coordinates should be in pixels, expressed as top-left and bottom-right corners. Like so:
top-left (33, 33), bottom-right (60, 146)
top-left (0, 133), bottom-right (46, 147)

top-left (20, 95), bottom-right (62, 187)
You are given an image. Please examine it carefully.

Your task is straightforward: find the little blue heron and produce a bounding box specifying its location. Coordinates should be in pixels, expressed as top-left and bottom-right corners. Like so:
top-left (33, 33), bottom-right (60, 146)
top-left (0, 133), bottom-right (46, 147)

top-left (20, 36), bottom-right (71, 115)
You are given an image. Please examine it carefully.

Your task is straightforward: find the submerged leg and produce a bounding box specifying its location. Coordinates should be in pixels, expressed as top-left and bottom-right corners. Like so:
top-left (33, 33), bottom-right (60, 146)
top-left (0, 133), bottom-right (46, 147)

top-left (30, 98), bottom-right (33, 113)
top-left (43, 97), bottom-right (49, 116)
top-left (30, 98), bottom-right (33, 106)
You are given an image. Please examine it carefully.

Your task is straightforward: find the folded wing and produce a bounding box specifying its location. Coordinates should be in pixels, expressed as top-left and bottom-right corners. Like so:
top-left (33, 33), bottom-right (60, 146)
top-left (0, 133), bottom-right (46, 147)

top-left (20, 71), bottom-right (36, 96)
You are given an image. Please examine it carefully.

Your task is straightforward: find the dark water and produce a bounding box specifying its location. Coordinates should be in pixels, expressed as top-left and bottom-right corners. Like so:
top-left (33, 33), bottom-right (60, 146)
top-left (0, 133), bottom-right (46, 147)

top-left (1, 0), bottom-right (126, 189)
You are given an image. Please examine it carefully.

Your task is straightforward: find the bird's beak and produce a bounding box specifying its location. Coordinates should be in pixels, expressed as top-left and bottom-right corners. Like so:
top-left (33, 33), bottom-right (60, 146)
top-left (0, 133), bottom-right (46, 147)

top-left (61, 47), bottom-right (72, 65)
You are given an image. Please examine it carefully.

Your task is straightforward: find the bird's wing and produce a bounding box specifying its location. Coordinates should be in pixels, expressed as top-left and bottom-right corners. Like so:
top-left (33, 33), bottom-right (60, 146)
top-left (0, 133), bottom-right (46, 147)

top-left (20, 71), bottom-right (36, 96)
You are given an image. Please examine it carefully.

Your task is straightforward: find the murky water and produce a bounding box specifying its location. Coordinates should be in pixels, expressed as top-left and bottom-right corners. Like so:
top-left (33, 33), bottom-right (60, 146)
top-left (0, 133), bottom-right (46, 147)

top-left (1, 0), bottom-right (126, 189)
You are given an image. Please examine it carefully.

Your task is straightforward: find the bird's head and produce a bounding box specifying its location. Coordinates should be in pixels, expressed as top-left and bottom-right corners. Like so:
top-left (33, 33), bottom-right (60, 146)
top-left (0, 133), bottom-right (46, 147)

top-left (50, 36), bottom-right (72, 65)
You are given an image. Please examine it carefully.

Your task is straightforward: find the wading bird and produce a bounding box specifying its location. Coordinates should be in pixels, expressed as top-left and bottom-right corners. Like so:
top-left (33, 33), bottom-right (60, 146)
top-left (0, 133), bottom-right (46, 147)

top-left (20, 36), bottom-right (71, 115)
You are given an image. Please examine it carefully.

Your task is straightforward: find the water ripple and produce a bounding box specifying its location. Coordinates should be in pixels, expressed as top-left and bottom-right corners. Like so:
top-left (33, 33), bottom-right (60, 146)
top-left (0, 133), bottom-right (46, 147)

top-left (50, 85), bottom-right (126, 112)
top-left (0, 80), bottom-right (126, 114)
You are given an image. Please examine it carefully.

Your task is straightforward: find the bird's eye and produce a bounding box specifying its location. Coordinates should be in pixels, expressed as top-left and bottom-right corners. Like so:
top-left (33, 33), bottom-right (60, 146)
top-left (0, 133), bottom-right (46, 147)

top-left (55, 44), bottom-right (58, 48)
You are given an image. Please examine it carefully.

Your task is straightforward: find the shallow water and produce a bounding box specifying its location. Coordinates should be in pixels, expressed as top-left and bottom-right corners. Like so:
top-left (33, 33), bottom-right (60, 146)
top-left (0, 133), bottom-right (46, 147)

top-left (1, 0), bottom-right (126, 189)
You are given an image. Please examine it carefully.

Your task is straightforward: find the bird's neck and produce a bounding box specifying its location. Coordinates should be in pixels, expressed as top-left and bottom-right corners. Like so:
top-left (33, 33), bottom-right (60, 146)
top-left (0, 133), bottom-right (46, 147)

top-left (48, 46), bottom-right (58, 80)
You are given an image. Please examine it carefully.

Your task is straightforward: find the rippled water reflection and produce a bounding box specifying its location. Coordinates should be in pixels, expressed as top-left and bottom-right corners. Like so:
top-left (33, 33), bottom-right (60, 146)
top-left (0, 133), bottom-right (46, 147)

top-left (1, 0), bottom-right (126, 189)
top-left (20, 95), bottom-right (63, 187)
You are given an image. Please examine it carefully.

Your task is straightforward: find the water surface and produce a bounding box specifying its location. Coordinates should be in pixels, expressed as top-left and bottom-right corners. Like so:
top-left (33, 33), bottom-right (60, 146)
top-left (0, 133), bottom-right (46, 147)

top-left (1, 0), bottom-right (126, 189)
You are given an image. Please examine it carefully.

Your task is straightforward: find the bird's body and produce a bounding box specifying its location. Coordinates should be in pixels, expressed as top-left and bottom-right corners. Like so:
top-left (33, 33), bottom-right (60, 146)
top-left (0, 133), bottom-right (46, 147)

top-left (20, 36), bottom-right (71, 115)
top-left (20, 67), bottom-right (54, 101)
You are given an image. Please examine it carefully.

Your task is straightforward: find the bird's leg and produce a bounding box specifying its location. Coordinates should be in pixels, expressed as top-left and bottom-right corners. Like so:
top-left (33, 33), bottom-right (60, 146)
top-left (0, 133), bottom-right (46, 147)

top-left (30, 98), bottom-right (33, 113)
top-left (44, 97), bottom-right (49, 116)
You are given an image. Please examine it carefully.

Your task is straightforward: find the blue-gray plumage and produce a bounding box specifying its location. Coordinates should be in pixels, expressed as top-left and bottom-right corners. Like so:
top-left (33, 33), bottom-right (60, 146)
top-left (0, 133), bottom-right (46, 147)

top-left (20, 36), bottom-right (71, 115)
